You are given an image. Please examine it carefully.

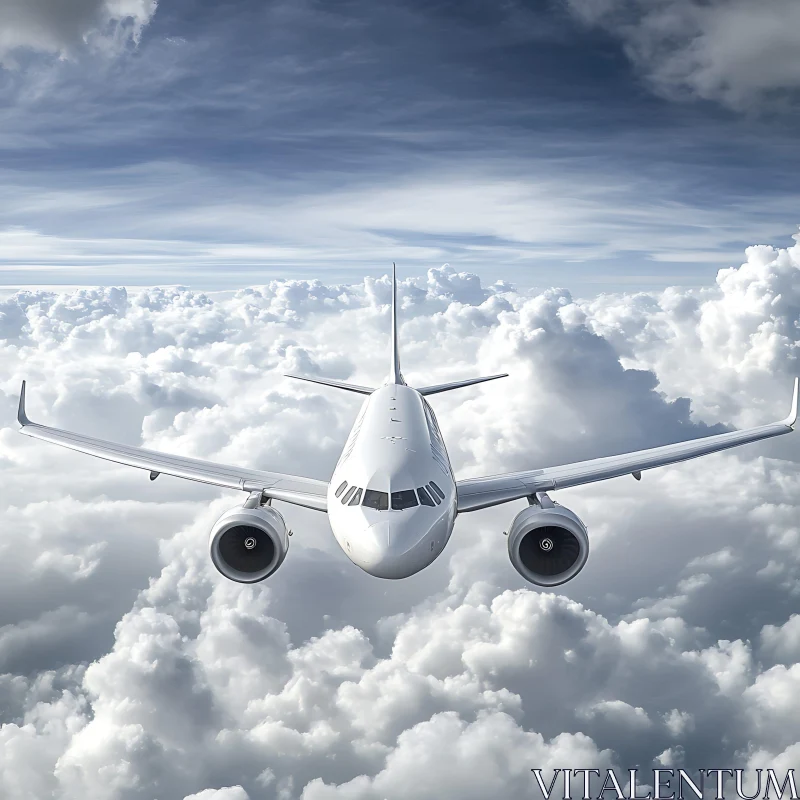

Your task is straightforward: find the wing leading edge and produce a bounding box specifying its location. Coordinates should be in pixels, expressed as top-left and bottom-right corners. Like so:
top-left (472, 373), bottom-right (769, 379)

top-left (17, 382), bottom-right (328, 511)
top-left (456, 378), bottom-right (799, 513)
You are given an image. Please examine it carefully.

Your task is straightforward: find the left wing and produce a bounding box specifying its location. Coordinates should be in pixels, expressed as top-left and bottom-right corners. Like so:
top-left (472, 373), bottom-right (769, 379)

top-left (16, 382), bottom-right (328, 511)
top-left (457, 378), bottom-right (798, 513)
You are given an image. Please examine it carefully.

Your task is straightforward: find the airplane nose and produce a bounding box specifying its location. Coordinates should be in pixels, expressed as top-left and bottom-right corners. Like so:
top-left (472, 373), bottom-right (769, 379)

top-left (368, 520), bottom-right (391, 550)
top-left (346, 517), bottom-right (434, 579)
top-left (356, 520), bottom-right (411, 578)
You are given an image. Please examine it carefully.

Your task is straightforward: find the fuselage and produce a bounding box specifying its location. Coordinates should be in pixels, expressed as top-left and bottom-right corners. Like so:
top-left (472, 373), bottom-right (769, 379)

top-left (326, 383), bottom-right (457, 578)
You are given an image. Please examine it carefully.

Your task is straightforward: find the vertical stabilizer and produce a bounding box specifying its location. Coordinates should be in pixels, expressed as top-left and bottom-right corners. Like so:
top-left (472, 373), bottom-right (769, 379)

top-left (390, 263), bottom-right (405, 385)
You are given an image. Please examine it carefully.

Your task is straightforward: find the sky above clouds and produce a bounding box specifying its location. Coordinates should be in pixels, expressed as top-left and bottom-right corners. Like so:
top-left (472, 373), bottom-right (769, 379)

top-left (0, 0), bottom-right (799, 292)
top-left (2, 1), bottom-right (800, 798)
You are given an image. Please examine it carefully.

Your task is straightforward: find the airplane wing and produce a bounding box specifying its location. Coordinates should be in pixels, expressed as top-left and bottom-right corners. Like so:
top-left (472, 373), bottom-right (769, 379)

top-left (456, 378), bottom-right (799, 513)
top-left (16, 382), bottom-right (328, 512)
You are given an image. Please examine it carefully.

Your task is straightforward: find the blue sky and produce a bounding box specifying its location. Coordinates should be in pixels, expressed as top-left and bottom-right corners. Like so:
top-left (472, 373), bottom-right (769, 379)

top-left (1, 0), bottom-right (799, 295)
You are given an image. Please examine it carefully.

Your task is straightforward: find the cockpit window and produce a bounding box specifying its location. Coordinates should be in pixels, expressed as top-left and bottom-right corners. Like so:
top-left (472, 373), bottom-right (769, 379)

top-left (348, 488), bottom-right (363, 506)
top-left (335, 481), bottom-right (348, 498)
top-left (391, 490), bottom-right (419, 510)
top-left (362, 489), bottom-right (389, 510)
top-left (429, 481), bottom-right (445, 500)
top-left (417, 486), bottom-right (435, 506)
top-left (341, 486), bottom-right (357, 504)
top-left (427, 483), bottom-right (442, 505)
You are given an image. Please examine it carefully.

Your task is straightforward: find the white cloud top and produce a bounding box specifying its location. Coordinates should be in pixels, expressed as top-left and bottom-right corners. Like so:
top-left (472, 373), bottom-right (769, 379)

top-left (1, 237), bottom-right (800, 797)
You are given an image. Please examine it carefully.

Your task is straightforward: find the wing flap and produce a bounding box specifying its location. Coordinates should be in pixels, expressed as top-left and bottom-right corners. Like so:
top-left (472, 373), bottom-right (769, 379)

top-left (17, 382), bottom-right (328, 511)
top-left (457, 378), bottom-right (798, 512)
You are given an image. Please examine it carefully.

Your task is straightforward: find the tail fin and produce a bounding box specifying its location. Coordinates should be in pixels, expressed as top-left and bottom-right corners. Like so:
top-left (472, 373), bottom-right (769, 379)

top-left (389, 263), bottom-right (404, 385)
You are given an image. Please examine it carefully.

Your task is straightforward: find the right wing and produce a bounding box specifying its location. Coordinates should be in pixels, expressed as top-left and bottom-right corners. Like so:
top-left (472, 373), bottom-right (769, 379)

top-left (17, 382), bottom-right (329, 511)
top-left (457, 378), bottom-right (798, 512)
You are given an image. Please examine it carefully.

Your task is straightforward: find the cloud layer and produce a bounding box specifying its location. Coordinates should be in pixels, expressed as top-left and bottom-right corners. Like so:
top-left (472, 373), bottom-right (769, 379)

top-left (1, 237), bottom-right (800, 797)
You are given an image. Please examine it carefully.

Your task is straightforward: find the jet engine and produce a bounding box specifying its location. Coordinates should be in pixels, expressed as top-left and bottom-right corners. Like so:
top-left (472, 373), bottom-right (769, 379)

top-left (209, 503), bottom-right (289, 583)
top-left (507, 496), bottom-right (589, 587)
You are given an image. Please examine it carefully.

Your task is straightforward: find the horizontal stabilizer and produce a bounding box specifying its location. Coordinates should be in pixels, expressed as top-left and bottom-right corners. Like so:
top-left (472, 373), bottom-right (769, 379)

top-left (285, 374), bottom-right (375, 395)
top-left (417, 373), bottom-right (508, 396)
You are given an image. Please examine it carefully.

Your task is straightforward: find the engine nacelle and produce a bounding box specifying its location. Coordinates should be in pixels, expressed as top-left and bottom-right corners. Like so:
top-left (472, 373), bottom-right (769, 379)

top-left (507, 501), bottom-right (589, 587)
top-left (209, 504), bottom-right (289, 583)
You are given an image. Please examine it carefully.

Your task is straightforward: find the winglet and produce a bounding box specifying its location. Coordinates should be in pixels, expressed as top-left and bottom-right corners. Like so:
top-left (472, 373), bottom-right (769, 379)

top-left (782, 377), bottom-right (799, 428)
top-left (18, 380), bottom-right (30, 426)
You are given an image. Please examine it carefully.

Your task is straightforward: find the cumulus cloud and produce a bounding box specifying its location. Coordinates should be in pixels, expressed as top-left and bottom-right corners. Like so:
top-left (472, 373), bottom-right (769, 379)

top-left (760, 614), bottom-right (800, 666)
top-left (585, 233), bottom-right (800, 430)
top-left (0, 0), bottom-right (157, 65)
top-left (184, 790), bottom-right (250, 800)
top-left (565, 0), bottom-right (800, 110)
top-left (1, 236), bottom-right (800, 797)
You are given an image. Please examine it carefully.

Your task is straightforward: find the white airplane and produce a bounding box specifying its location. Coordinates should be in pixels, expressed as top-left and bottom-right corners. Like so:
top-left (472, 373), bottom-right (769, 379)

top-left (17, 267), bottom-right (799, 587)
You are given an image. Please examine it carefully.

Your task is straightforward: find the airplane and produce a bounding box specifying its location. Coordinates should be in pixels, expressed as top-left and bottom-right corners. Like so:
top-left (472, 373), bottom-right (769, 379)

top-left (16, 266), bottom-right (799, 587)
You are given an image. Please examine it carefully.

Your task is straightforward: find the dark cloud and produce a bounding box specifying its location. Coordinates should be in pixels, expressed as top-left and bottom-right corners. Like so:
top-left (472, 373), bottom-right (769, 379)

top-left (565, 0), bottom-right (800, 111)
top-left (0, 0), bottom-right (157, 64)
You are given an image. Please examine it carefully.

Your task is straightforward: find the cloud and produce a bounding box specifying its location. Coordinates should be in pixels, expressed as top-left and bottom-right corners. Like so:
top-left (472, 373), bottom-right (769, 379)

top-left (1, 236), bottom-right (800, 796)
top-left (585, 234), bottom-right (800, 429)
top-left (0, 0), bottom-right (157, 65)
top-left (565, 0), bottom-right (800, 110)
top-left (184, 789), bottom-right (250, 800)
top-left (760, 615), bottom-right (800, 666)
top-left (1, 160), bottom-right (797, 292)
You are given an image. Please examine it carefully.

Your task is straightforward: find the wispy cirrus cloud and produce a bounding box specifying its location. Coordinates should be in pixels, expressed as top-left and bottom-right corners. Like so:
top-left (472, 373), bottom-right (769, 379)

top-left (1, 159), bottom-right (798, 293)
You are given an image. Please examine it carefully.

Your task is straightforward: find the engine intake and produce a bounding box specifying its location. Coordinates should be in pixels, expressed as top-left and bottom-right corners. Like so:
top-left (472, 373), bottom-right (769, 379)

top-left (210, 504), bottom-right (289, 583)
top-left (508, 499), bottom-right (589, 587)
